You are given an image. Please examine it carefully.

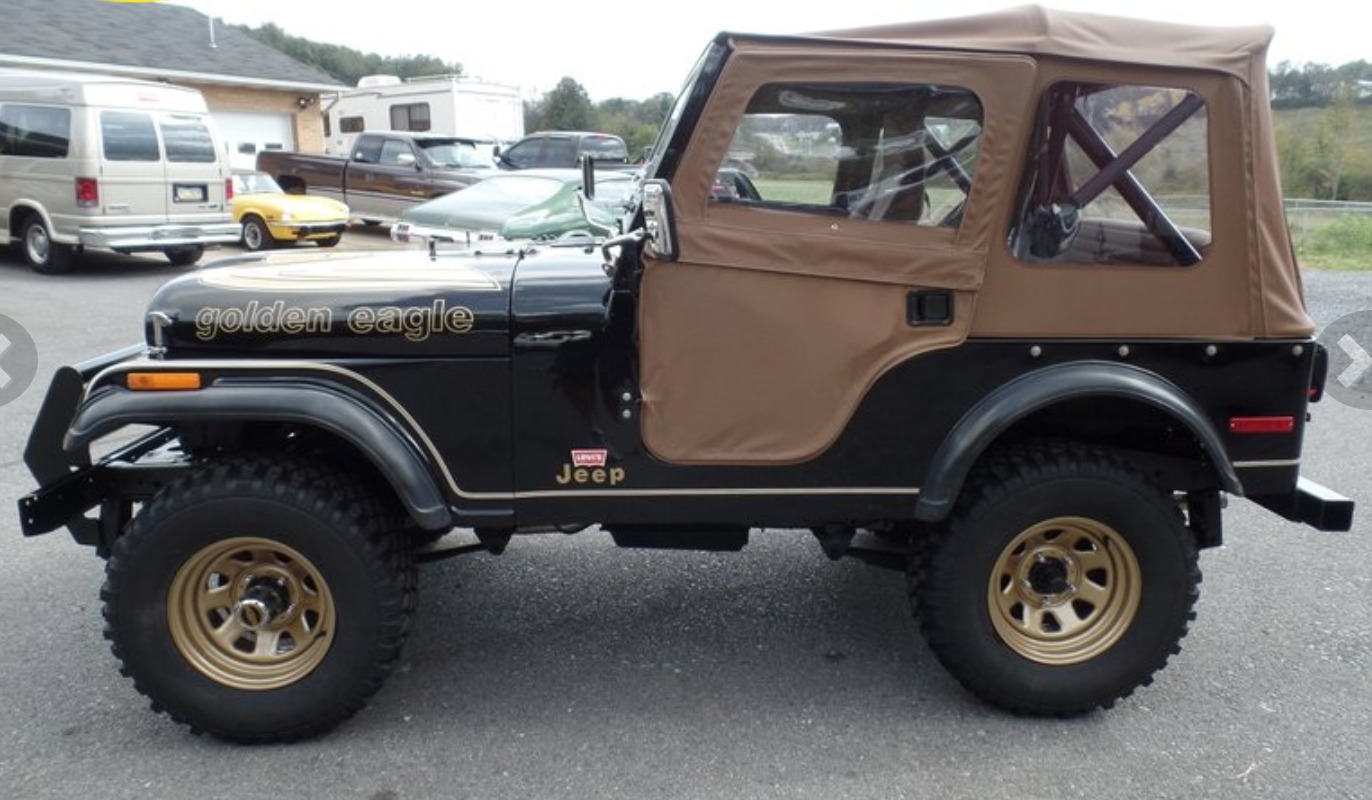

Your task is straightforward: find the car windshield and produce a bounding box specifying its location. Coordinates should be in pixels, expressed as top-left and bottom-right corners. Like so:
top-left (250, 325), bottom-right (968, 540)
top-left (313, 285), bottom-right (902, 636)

top-left (422, 143), bottom-right (495, 169)
top-left (456, 175), bottom-right (568, 205)
top-left (232, 173), bottom-right (283, 195)
top-left (591, 175), bottom-right (635, 208)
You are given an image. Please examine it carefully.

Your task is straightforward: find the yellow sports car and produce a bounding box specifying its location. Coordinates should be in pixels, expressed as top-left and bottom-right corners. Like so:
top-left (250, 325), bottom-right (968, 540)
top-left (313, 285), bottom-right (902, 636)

top-left (231, 172), bottom-right (350, 251)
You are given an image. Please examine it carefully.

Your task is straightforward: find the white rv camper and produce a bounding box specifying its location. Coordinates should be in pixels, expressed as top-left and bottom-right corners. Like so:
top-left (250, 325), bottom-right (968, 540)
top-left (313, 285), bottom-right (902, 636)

top-left (324, 75), bottom-right (524, 158)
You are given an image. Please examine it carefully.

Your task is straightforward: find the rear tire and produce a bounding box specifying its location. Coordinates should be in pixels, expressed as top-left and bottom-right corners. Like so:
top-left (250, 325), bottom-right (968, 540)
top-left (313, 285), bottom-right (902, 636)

top-left (20, 216), bottom-right (74, 274)
top-left (165, 245), bottom-right (204, 267)
top-left (916, 440), bottom-right (1199, 716)
top-left (102, 458), bottom-right (417, 742)
top-left (316, 233), bottom-right (342, 248)
top-left (241, 216), bottom-right (275, 251)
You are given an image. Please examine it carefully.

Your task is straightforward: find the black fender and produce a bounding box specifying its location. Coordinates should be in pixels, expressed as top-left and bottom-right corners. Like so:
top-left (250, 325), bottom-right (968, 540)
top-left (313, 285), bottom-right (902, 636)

top-left (913, 361), bottom-right (1243, 522)
top-left (64, 381), bottom-right (453, 530)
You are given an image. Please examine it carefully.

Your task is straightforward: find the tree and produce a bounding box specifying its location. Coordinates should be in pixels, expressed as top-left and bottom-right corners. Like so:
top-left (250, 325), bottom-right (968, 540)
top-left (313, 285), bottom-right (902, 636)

top-left (234, 23), bottom-right (462, 86)
top-left (528, 78), bottom-right (597, 131)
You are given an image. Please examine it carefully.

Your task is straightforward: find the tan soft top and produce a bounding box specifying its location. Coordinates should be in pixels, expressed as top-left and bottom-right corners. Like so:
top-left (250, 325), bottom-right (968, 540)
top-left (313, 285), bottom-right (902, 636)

top-left (808, 5), bottom-right (1273, 83)
top-left (639, 7), bottom-right (1312, 465)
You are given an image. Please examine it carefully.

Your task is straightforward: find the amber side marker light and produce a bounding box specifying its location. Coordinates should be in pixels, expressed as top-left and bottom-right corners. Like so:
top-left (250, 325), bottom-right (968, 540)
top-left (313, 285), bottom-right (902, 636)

top-left (127, 372), bottom-right (203, 391)
top-left (1229, 416), bottom-right (1295, 434)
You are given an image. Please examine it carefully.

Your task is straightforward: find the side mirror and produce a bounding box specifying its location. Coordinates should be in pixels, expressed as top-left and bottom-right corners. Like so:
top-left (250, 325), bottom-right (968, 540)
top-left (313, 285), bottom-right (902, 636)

top-left (641, 179), bottom-right (678, 261)
top-left (396, 151), bottom-right (417, 168)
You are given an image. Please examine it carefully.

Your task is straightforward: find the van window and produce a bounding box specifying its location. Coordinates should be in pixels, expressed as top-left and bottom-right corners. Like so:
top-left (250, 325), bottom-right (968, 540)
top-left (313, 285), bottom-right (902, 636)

top-left (0, 104), bottom-right (72, 158)
top-left (101, 111), bottom-right (159, 162)
top-left (160, 115), bottom-right (217, 163)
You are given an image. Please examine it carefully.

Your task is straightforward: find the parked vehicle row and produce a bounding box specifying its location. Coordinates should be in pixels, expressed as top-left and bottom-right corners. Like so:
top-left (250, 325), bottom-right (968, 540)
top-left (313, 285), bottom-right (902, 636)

top-left (254, 131), bottom-right (495, 226)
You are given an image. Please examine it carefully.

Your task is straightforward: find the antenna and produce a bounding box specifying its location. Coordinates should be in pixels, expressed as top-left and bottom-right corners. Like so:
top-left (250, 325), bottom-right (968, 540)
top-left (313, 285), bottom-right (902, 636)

top-left (208, 16), bottom-right (218, 49)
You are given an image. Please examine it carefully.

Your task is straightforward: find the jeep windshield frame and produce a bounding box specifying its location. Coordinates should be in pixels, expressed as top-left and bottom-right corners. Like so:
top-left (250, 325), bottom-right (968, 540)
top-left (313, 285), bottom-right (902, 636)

top-left (643, 40), bottom-right (730, 184)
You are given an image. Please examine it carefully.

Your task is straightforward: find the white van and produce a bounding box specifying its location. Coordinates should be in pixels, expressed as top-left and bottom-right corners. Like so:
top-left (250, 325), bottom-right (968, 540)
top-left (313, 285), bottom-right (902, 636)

top-left (0, 69), bottom-right (239, 273)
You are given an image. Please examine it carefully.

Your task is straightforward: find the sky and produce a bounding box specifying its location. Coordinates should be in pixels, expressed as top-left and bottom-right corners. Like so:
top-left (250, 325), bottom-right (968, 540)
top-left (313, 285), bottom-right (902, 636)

top-left (170, 0), bottom-right (1367, 101)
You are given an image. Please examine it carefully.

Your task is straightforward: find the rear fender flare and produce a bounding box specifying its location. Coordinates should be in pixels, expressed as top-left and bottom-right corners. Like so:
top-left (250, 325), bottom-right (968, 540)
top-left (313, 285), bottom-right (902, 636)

top-left (913, 361), bottom-right (1242, 522)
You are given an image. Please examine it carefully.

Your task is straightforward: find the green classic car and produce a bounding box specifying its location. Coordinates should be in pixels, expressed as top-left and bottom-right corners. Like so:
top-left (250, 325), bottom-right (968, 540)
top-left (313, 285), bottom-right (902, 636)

top-left (390, 168), bottom-right (635, 246)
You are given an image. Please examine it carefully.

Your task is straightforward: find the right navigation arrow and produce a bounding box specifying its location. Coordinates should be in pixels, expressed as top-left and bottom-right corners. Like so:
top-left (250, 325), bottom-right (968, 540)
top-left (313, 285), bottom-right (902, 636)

top-left (1338, 334), bottom-right (1372, 388)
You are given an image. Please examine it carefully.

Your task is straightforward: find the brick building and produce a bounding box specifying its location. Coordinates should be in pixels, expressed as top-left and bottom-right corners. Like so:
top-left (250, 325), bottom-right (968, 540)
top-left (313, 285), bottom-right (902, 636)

top-left (0, 0), bottom-right (341, 168)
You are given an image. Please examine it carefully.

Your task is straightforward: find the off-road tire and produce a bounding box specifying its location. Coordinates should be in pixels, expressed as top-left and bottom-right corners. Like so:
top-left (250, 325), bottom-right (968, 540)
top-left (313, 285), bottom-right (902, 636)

top-left (241, 216), bottom-right (275, 251)
top-left (916, 439), bottom-right (1199, 716)
top-left (20, 215), bottom-right (74, 274)
top-left (102, 458), bottom-right (417, 742)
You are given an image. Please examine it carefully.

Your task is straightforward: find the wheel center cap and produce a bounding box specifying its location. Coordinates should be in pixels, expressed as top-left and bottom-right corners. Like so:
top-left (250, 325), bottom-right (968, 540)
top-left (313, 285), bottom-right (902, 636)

top-left (1027, 556), bottom-right (1072, 596)
top-left (233, 581), bottom-right (289, 631)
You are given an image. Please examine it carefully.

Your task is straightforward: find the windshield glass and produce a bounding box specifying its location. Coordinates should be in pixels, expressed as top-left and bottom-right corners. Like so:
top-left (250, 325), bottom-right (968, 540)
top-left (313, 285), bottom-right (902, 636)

top-left (232, 172), bottom-right (283, 195)
top-left (462, 175), bottom-right (567, 205)
top-left (422, 142), bottom-right (495, 169)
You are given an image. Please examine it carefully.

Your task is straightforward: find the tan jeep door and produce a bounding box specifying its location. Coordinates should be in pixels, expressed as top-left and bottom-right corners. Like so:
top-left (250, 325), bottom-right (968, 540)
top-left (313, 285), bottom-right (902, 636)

top-left (638, 45), bottom-right (1035, 465)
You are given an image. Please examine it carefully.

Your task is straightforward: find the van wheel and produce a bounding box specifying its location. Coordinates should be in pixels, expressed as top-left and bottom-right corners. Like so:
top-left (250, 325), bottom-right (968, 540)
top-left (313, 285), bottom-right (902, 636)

top-left (165, 246), bottom-right (205, 267)
top-left (102, 458), bottom-right (417, 742)
top-left (21, 216), bottom-right (75, 274)
top-left (916, 440), bottom-right (1199, 716)
top-left (241, 217), bottom-right (275, 251)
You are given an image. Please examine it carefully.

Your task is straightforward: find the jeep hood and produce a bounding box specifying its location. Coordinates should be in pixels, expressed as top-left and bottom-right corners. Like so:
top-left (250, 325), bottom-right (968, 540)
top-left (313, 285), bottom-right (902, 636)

top-left (145, 250), bottom-right (516, 358)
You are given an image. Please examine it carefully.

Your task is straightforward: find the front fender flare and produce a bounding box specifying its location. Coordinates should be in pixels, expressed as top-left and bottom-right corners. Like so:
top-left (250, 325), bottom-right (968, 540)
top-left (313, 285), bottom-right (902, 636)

top-left (64, 381), bottom-right (453, 530)
top-left (913, 361), bottom-right (1242, 522)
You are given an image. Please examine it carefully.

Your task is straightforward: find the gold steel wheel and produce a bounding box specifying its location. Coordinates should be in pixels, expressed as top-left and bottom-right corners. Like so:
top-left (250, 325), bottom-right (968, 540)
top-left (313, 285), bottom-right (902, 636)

top-left (987, 517), bottom-right (1141, 666)
top-left (168, 537), bottom-right (335, 690)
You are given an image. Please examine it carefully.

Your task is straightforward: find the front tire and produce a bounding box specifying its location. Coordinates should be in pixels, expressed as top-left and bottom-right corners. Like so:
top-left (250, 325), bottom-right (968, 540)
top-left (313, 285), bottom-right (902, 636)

top-left (102, 459), bottom-right (416, 742)
top-left (916, 440), bottom-right (1199, 716)
top-left (241, 216), bottom-right (275, 251)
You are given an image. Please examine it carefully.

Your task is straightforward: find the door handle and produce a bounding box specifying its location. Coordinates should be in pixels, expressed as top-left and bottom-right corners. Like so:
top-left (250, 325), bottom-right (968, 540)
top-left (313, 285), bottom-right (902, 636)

top-left (908, 290), bottom-right (954, 326)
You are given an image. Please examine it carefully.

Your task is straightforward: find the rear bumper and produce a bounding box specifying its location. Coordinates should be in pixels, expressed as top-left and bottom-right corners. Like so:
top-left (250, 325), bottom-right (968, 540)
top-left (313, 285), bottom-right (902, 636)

top-left (79, 222), bottom-right (241, 250)
top-left (1251, 477), bottom-right (1356, 532)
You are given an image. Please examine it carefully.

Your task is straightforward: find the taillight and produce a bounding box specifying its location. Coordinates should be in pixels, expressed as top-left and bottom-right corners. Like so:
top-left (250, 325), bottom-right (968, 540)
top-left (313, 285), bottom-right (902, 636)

top-left (1229, 416), bottom-right (1296, 434)
top-left (225, 177), bottom-right (234, 201)
top-left (75, 177), bottom-right (99, 208)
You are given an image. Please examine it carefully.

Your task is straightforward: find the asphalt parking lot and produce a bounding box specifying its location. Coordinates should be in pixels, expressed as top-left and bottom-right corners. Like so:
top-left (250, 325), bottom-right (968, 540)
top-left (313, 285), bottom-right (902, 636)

top-left (0, 235), bottom-right (1369, 800)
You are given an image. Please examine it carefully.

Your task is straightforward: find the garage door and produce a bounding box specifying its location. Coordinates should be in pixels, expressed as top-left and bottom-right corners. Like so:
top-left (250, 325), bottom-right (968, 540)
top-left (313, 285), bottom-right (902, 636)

top-left (214, 111), bottom-right (295, 171)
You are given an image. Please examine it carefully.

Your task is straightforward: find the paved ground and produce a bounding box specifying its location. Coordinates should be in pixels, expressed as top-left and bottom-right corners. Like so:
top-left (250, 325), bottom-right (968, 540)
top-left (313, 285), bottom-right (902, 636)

top-left (0, 236), bottom-right (1368, 799)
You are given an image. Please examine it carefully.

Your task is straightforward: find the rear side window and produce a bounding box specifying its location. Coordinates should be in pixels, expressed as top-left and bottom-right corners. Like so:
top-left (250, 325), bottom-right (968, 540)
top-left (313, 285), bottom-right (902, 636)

top-left (101, 111), bottom-right (159, 161)
top-left (160, 115), bottom-right (217, 163)
top-left (0, 104), bottom-right (72, 158)
top-left (581, 135), bottom-right (627, 161)
top-left (713, 83), bottom-right (984, 228)
top-left (1009, 82), bottom-right (1211, 267)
